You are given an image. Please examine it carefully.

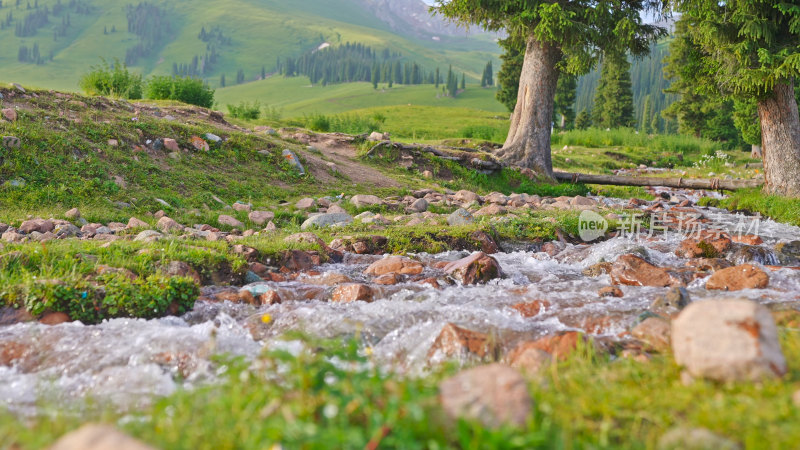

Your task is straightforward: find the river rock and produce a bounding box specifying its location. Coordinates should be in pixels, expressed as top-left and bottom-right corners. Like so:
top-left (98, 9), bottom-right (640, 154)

top-left (732, 234), bottom-right (763, 245)
top-left (190, 135), bottom-right (209, 151)
top-left (675, 231), bottom-right (732, 258)
top-left (301, 212), bottom-right (353, 230)
top-left (511, 300), bottom-right (550, 318)
top-left (650, 287), bottom-right (691, 313)
top-left (161, 261), bottom-right (202, 285)
top-left (470, 230), bottom-right (500, 254)
top-left (520, 331), bottom-right (586, 361)
top-left (218, 215), bottom-right (244, 228)
top-left (610, 254), bottom-right (684, 287)
top-left (50, 423), bottom-right (156, 450)
top-left (350, 194), bottom-right (383, 208)
top-left (444, 252), bottom-right (503, 285)
top-left (439, 363), bottom-right (531, 428)
top-left (127, 217), bottom-right (149, 229)
top-left (248, 210), bottom-right (274, 225)
top-left (19, 218), bottom-right (54, 234)
top-left (507, 344), bottom-right (553, 374)
top-left (294, 197), bottom-right (315, 210)
top-left (453, 190), bottom-right (481, 205)
top-left (632, 317), bottom-right (671, 352)
top-left (474, 203), bottom-right (507, 216)
top-left (774, 240), bottom-right (800, 265)
top-left (2, 136), bottom-right (20, 149)
top-left (232, 202), bottom-right (252, 213)
top-left (284, 232), bottom-right (327, 248)
top-left (672, 298), bottom-right (786, 381)
top-left (1, 108), bottom-right (17, 121)
top-left (447, 208), bottom-right (474, 226)
top-left (364, 256), bottom-right (423, 276)
top-left (331, 283), bottom-right (373, 303)
top-left (407, 198), bottom-right (428, 213)
top-left (706, 264), bottom-right (769, 291)
top-left (156, 216), bottom-right (182, 232)
top-left (134, 230), bottom-right (162, 242)
top-left (657, 427), bottom-right (740, 450)
top-left (64, 208), bottom-right (81, 220)
top-left (483, 192), bottom-right (509, 205)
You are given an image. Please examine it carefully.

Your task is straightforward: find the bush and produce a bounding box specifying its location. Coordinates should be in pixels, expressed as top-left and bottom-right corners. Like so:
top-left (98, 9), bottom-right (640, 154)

top-left (303, 113), bottom-right (383, 134)
top-left (79, 58), bottom-right (143, 99)
top-left (22, 274), bottom-right (199, 324)
top-left (146, 75), bottom-right (215, 108)
top-left (227, 101), bottom-right (262, 120)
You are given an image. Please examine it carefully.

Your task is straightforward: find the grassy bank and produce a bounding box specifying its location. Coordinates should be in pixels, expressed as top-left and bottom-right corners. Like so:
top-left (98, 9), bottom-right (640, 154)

top-left (700, 189), bottom-right (800, 227)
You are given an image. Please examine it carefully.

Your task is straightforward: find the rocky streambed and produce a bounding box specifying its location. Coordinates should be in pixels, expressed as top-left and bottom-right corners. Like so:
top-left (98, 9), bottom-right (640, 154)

top-left (3, 189), bottom-right (800, 417)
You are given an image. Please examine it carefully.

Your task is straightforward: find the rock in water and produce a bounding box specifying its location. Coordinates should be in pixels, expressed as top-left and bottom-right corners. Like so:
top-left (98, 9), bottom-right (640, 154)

top-left (444, 252), bottom-right (503, 285)
top-left (50, 423), bottom-right (156, 450)
top-left (706, 264), bottom-right (769, 291)
top-left (672, 298), bottom-right (786, 382)
top-left (439, 363), bottom-right (532, 428)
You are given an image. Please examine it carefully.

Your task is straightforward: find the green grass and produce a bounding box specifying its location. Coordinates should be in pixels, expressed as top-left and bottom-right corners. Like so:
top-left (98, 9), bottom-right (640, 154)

top-left (0, 0), bottom-right (499, 95)
top-left (217, 77), bottom-right (506, 118)
top-left (700, 188), bottom-right (800, 226)
top-left (4, 328), bottom-right (800, 448)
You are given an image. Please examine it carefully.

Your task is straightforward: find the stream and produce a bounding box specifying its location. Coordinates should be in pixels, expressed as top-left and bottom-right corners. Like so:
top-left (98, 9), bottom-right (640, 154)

top-left (3, 191), bottom-right (800, 416)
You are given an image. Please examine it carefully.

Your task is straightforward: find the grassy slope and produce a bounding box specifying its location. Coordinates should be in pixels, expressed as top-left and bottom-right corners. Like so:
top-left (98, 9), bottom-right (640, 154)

top-left (0, 0), bottom-right (499, 93)
top-left (216, 77), bottom-right (506, 116)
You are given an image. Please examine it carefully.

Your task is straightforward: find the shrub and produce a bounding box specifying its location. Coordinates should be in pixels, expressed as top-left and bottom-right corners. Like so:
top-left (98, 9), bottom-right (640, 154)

top-left (227, 101), bottom-right (262, 120)
top-left (303, 113), bottom-right (383, 134)
top-left (79, 58), bottom-right (143, 99)
top-left (146, 75), bottom-right (215, 108)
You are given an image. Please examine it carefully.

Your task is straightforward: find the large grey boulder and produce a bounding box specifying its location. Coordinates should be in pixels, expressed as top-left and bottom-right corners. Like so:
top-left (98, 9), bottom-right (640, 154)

top-left (301, 213), bottom-right (353, 230)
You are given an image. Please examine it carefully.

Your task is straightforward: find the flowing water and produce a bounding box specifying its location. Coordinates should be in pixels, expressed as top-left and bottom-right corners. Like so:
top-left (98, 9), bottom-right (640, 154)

top-left (3, 192), bottom-right (800, 416)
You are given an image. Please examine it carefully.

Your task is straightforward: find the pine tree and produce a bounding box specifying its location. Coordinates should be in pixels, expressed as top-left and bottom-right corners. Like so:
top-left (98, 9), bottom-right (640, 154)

top-left (496, 37), bottom-right (524, 112)
top-left (641, 95), bottom-right (653, 134)
top-left (460, 73), bottom-right (465, 90)
top-left (553, 75), bottom-right (577, 129)
top-left (372, 63), bottom-right (379, 89)
top-left (575, 109), bottom-right (591, 130)
top-left (486, 60), bottom-right (493, 86)
top-left (435, 67), bottom-right (440, 88)
top-left (592, 51), bottom-right (635, 129)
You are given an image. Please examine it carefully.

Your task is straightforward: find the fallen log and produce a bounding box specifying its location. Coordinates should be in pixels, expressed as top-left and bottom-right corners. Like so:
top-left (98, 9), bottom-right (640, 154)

top-left (365, 141), bottom-right (503, 172)
top-left (553, 172), bottom-right (763, 191)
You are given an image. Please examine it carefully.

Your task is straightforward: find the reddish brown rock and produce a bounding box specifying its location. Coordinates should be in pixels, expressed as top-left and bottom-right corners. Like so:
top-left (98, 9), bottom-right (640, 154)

top-left (331, 283), bottom-right (373, 303)
top-left (39, 312), bottom-right (71, 325)
top-left (598, 286), bottom-right (623, 297)
top-left (439, 363), bottom-right (531, 428)
top-left (156, 216), bottom-right (182, 232)
top-left (161, 261), bottom-right (202, 284)
top-left (685, 258), bottom-right (733, 272)
top-left (732, 234), bottom-right (764, 245)
top-left (706, 264), bottom-right (769, 291)
top-left (610, 254), bottom-right (685, 287)
top-left (507, 343), bottom-right (553, 374)
top-left (281, 250), bottom-right (321, 271)
top-left (522, 331), bottom-right (585, 361)
top-left (582, 262), bottom-right (612, 277)
top-left (428, 323), bottom-right (494, 360)
top-left (364, 256), bottom-right (424, 276)
top-left (511, 300), bottom-right (550, 318)
top-left (374, 273), bottom-right (402, 285)
top-left (257, 290), bottom-right (282, 305)
top-left (675, 231), bottom-right (732, 258)
top-left (444, 252), bottom-right (503, 285)
top-left (304, 272), bottom-right (352, 286)
top-left (469, 230), bottom-right (500, 254)
top-left (19, 218), bottom-right (54, 234)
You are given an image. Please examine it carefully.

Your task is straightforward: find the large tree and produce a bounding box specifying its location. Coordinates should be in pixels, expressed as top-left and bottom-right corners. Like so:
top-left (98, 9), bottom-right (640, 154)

top-left (434, 0), bottom-right (665, 177)
top-left (673, 1), bottom-right (800, 196)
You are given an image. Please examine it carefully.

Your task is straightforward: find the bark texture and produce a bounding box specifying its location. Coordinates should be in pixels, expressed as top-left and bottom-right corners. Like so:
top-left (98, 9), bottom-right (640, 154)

top-left (496, 37), bottom-right (562, 178)
top-left (759, 80), bottom-right (800, 197)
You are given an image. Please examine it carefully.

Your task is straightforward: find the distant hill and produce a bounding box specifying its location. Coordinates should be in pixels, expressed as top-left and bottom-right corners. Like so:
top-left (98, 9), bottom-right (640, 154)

top-left (0, 0), bottom-right (499, 93)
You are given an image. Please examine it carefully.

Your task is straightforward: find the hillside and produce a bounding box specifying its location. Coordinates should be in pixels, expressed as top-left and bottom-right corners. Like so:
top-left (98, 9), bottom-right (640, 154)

top-left (0, 0), bottom-right (499, 92)
top-left (214, 77), bottom-right (505, 117)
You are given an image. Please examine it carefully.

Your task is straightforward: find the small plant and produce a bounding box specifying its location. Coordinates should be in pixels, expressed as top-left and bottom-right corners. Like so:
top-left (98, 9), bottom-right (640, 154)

top-left (693, 150), bottom-right (731, 171)
top-left (227, 101), bottom-right (262, 120)
top-left (79, 58), bottom-right (143, 99)
top-left (146, 75), bottom-right (215, 108)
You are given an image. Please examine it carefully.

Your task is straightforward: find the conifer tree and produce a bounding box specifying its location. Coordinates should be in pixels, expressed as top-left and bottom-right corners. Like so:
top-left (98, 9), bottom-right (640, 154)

top-left (592, 51), bottom-right (635, 129)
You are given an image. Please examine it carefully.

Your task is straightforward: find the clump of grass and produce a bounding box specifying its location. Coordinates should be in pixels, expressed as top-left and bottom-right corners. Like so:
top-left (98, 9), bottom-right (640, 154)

top-left (302, 113), bottom-right (385, 134)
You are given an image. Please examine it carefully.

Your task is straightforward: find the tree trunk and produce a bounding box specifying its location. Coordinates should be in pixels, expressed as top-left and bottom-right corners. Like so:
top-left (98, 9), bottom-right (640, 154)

top-left (758, 80), bottom-right (800, 197)
top-left (496, 36), bottom-right (561, 178)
